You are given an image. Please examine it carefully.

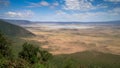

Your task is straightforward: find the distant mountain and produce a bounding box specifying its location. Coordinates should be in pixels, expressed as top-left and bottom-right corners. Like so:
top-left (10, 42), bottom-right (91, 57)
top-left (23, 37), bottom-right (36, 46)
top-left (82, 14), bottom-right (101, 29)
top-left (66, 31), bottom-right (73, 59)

top-left (3, 19), bottom-right (32, 25)
top-left (32, 21), bottom-right (120, 26)
top-left (2, 19), bottom-right (120, 26)
top-left (0, 20), bottom-right (35, 37)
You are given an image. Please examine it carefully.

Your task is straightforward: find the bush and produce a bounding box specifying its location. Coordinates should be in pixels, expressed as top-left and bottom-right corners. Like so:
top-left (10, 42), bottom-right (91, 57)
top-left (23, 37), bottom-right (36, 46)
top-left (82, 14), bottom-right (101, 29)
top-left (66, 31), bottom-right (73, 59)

top-left (0, 58), bottom-right (30, 68)
top-left (63, 59), bottom-right (76, 68)
top-left (19, 43), bottom-right (40, 63)
top-left (0, 32), bottom-right (13, 59)
top-left (32, 63), bottom-right (46, 68)
top-left (19, 43), bottom-right (52, 64)
top-left (0, 57), bottom-right (7, 68)
top-left (40, 50), bottom-right (52, 62)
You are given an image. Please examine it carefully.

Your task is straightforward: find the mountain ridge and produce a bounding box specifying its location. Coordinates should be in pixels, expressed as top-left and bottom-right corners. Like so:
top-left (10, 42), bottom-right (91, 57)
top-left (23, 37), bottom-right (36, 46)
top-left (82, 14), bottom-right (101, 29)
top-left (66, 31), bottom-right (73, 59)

top-left (0, 19), bottom-right (35, 37)
top-left (2, 19), bottom-right (120, 25)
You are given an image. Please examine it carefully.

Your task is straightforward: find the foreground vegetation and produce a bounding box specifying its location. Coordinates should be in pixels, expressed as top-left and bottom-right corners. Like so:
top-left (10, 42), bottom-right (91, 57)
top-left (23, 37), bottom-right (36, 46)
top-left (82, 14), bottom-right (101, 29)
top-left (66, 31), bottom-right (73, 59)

top-left (0, 32), bottom-right (52, 68)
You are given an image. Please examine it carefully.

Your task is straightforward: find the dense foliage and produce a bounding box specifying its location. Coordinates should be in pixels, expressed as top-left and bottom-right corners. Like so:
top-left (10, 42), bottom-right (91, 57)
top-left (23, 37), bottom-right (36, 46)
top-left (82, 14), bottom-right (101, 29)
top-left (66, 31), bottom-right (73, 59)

top-left (0, 32), bottom-right (13, 59)
top-left (19, 43), bottom-right (52, 64)
top-left (0, 32), bottom-right (52, 68)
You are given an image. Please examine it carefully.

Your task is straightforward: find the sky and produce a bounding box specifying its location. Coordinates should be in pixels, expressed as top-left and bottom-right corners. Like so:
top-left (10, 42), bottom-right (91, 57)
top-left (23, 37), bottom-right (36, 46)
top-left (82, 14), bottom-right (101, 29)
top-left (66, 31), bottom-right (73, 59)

top-left (0, 0), bottom-right (120, 22)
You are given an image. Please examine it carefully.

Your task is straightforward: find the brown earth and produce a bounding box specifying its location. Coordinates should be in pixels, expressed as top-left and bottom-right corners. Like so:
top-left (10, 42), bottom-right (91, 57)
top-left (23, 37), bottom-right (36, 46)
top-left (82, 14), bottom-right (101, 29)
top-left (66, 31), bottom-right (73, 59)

top-left (22, 26), bottom-right (120, 55)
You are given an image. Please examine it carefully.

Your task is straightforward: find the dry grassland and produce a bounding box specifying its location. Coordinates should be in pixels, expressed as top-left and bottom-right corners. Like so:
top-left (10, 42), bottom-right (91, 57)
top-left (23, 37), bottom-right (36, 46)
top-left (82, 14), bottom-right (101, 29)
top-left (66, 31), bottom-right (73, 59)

top-left (22, 26), bottom-right (120, 55)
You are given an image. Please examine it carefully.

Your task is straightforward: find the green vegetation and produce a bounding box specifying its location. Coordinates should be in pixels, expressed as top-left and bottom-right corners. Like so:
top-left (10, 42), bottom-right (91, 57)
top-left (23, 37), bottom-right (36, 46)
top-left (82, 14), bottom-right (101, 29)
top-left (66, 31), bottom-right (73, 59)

top-left (0, 32), bottom-right (52, 68)
top-left (50, 51), bottom-right (120, 68)
top-left (19, 43), bottom-right (52, 64)
top-left (19, 43), bottom-right (41, 63)
top-left (0, 20), bottom-right (34, 37)
top-left (0, 32), bottom-right (13, 59)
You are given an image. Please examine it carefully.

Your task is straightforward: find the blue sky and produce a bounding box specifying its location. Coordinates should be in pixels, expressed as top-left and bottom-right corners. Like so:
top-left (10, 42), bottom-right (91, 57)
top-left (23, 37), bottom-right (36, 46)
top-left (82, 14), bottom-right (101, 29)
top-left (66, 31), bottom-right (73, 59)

top-left (0, 0), bottom-right (120, 22)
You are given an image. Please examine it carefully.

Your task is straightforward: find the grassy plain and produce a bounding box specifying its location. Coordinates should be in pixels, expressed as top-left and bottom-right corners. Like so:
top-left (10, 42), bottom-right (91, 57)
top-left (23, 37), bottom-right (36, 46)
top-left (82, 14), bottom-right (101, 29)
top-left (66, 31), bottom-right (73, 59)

top-left (23, 25), bottom-right (120, 55)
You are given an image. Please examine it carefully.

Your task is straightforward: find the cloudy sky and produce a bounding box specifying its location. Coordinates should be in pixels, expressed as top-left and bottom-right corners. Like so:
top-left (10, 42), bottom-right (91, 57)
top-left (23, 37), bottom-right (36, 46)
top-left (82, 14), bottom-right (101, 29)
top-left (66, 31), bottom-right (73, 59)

top-left (0, 0), bottom-right (120, 22)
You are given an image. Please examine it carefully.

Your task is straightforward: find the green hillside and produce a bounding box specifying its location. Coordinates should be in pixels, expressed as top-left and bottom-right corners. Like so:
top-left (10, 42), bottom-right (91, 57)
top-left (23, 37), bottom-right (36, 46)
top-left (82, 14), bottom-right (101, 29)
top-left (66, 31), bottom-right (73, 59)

top-left (0, 20), bottom-right (35, 37)
top-left (51, 51), bottom-right (120, 68)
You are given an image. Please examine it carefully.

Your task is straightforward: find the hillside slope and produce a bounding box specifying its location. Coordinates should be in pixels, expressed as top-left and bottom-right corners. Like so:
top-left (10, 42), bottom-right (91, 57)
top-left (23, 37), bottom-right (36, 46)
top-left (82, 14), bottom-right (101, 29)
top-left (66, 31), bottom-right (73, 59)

top-left (0, 20), bottom-right (35, 37)
top-left (52, 51), bottom-right (120, 68)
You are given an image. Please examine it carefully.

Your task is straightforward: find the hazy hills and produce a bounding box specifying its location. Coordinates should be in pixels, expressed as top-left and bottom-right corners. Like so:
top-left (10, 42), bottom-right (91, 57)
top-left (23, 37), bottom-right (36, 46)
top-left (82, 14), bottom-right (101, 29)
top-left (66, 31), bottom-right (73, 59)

top-left (3, 19), bottom-right (120, 26)
top-left (4, 19), bottom-right (32, 25)
top-left (0, 20), bottom-right (35, 37)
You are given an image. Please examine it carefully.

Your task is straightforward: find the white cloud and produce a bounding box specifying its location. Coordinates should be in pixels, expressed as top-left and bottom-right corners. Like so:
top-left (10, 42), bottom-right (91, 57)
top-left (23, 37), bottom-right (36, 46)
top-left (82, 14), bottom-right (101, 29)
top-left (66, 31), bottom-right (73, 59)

top-left (63, 0), bottom-right (109, 11)
top-left (5, 10), bottom-right (34, 18)
top-left (63, 0), bottom-right (95, 11)
top-left (40, 1), bottom-right (49, 6)
top-left (27, 1), bottom-right (49, 8)
top-left (55, 8), bottom-right (120, 22)
top-left (50, 2), bottom-right (59, 9)
top-left (27, 1), bottom-right (59, 8)
top-left (104, 0), bottom-right (120, 2)
top-left (53, 2), bottom-right (59, 6)
top-left (108, 7), bottom-right (120, 15)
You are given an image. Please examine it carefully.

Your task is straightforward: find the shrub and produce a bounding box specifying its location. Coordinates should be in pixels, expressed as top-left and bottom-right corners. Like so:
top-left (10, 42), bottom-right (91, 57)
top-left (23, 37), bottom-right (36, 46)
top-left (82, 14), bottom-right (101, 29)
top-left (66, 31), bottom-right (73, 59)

top-left (40, 50), bottom-right (52, 62)
top-left (19, 43), bottom-right (40, 63)
top-left (0, 32), bottom-right (13, 59)
top-left (32, 63), bottom-right (46, 68)
top-left (19, 43), bottom-right (52, 64)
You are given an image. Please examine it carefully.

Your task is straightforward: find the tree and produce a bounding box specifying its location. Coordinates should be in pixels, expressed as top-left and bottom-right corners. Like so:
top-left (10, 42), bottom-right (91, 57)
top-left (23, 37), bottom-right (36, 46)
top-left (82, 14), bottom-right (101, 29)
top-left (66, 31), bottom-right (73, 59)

top-left (19, 43), bottom-right (52, 64)
top-left (40, 50), bottom-right (52, 62)
top-left (0, 32), bottom-right (12, 59)
top-left (19, 43), bottom-right (40, 63)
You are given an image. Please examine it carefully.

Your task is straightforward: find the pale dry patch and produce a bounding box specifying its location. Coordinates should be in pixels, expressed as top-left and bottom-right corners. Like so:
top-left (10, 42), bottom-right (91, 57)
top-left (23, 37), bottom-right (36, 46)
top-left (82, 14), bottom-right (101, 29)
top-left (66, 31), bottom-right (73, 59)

top-left (42, 44), bottom-right (86, 55)
top-left (106, 46), bottom-right (120, 55)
